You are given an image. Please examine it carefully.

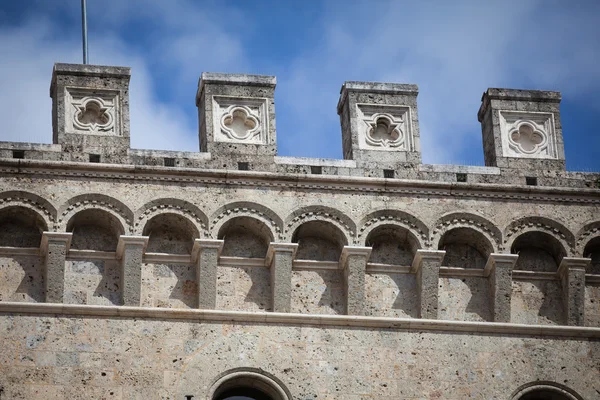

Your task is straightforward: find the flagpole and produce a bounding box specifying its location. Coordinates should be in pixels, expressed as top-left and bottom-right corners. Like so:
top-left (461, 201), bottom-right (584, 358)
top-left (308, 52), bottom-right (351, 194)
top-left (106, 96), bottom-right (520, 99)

top-left (81, 0), bottom-right (88, 64)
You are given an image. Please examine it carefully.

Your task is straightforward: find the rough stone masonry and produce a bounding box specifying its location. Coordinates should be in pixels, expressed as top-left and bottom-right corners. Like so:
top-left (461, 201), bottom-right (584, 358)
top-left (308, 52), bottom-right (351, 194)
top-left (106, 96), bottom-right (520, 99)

top-left (0, 63), bottom-right (598, 399)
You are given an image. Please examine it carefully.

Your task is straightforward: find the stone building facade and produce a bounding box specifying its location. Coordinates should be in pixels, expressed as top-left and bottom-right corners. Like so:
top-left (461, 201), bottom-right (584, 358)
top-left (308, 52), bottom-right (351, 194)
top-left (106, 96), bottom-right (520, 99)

top-left (0, 63), bottom-right (599, 399)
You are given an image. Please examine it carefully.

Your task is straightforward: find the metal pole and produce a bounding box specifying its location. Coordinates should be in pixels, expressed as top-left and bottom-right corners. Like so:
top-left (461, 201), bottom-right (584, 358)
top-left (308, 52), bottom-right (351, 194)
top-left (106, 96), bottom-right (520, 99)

top-left (81, 0), bottom-right (88, 64)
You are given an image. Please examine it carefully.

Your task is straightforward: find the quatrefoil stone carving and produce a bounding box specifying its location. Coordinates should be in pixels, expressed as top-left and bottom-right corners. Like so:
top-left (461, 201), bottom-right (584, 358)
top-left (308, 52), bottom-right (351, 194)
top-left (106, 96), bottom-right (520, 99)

top-left (366, 114), bottom-right (404, 148)
top-left (508, 122), bottom-right (546, 154)
top-left (73, 97), bottom-right (114, 132)
top-left (220, 105), bottom-right (260, 141)
top-left (499, 111), bottom-right (557, 159)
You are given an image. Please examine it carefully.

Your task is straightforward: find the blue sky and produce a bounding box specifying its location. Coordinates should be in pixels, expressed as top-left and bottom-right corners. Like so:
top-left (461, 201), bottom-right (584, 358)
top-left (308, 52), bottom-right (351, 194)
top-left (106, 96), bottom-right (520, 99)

top-left (0, 0), bottom-right (599, 170)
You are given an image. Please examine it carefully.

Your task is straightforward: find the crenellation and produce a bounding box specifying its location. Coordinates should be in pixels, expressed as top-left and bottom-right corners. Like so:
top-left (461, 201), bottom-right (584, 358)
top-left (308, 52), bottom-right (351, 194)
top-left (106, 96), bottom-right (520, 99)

top-left (0, 63), bottom-right (599, 400)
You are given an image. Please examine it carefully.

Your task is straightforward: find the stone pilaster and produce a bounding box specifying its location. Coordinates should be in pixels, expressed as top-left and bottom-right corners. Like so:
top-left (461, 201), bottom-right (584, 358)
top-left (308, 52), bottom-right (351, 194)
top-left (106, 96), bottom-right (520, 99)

top-left (266, 243), bottom-right (298, 313)
top-left (192, 239), bottom-right (224, 310)
top-left (484, 253), bottom-right (518, 322)
top-left (116, 236), bottom-right (149, 307)
top-left (340, 246), bottom-right (372, 316)
top-left (411, 250), bottom-right (445, 319)
top-left (557, 257), bottom-right (590, 326)
top-left (41, 232), bottom-right (72, 303)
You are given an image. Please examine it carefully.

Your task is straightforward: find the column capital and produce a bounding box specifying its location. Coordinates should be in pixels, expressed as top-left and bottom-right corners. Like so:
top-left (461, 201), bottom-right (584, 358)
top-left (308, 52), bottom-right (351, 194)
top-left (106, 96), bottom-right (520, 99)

top-left (40, 232), bottom-right (73, 254)
top-left (558, 257), bottom-right (591, 277)
top-left (339, 246), bottom-right (372, 270)
top-left (411, 249), bottom-right (445, 273)
top-left (192, 239), bottom-right (224, 263)
top-left (116, 235), bottom-right (149, 260)
top-left (484, 253), bottom-right (519, 277)
top-left (266, 243), bottom-right (298, 267)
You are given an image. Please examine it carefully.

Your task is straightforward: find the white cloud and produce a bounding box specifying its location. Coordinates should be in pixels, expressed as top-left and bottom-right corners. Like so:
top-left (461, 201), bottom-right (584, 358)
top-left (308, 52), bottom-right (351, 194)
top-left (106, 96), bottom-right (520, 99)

top-left (0, 1), bottom-right (247, 151)
top-left (1, 1), bottom-right (599, 165)
top-left (277, 1), bottom-right (600, 163)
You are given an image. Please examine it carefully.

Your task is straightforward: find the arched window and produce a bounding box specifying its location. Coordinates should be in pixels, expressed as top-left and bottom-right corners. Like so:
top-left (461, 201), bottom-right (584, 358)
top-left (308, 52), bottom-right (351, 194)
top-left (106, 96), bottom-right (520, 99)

top-left (216, 388), bottom-right (273, 400)
top-left (511, 382), bottom-right (583, 400)
top-left (209, 370), bottom-right (291, 400)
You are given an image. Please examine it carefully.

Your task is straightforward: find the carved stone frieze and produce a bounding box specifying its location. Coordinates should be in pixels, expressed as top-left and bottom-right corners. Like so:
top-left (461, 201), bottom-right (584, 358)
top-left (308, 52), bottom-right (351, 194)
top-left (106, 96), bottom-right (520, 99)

top-left (499, 111), bottom-right (557, 159)
top-left (212, 96), bottom-right (268, 144)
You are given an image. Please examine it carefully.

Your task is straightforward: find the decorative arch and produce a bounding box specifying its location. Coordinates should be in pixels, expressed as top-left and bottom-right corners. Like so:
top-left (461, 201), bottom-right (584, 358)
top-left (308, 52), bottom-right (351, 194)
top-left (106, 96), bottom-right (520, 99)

top-left (58, 193), bottom-right (133, 234)
top-left (510, 381), bottom-right (583, 400)
top-left (575, 220), bottom-right (600, 257)
top-left (504, 216), bottom-right (575, 257)
top-left (66, 208), bottom-right (125, 251)
top-left (211, 202), bottom-right (283, 242)
top-left (0, 191), bottom-right (56, 231)
top-left (0, 206), bottom-right (48, 248)
top-left (358, 209), bottom-right (428, 249)
top-left (431, 212), bottom-right (502, 253)
top-left (284, 205), bottom-right (356, 245)
top-left (135, 198), bottom-right (208, 237)
top-left (218, 216), bottom-right (273, 258)
top-left (207, 368), bottom-right (292, 400)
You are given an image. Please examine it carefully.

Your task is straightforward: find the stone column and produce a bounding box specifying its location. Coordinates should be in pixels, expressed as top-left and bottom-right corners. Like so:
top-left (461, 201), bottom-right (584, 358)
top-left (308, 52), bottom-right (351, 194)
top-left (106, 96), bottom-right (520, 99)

top-left (192, 239), bottom-right (224, 310)
top-left (557, 257), bottom-right (591, 326)
top-left (411, 250), bottom-right (445, 319)
top-left (116, 236), bottom-right (149, 307)
top-left (41, 232), bottom-right (72, 303)
top-left (266, 243), bottom-right (298, 313)
top-left (484, 253), bottom-right (518, 322)
top-left (340, 246), bottom-right (372, 316)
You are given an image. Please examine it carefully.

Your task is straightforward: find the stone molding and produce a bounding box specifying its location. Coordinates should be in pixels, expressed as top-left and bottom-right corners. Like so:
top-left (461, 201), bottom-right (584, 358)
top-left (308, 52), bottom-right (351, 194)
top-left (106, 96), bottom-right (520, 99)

top-left (265, 242), bottom-right (298, 267)
top-left (410, 249), bottom-right (445, 273)
top-left (116, 235), bottom-right (149, 259)
top-left (1, 159), bottom-right (599, 205)
top-left (558, 257), bottom-right (591, 276)
top-left (57, 193), bottom-right (134, 234)
top-left (134, 198), bottom-right (208, 237)
top-left (211, 202), bottom-right (282, 241)
top-left (504, 216), bottom-right (575, 256)
top-left (0, 190), bottom-right (57, 230)
top-left (357, 209), bottom-right (429, 248)
top-left (207, 369), bottom-right (292, 400)
top-left (192, 238), bottom-right (224, 263)
top-left (1, 301), bottom-right (598, 338)
top-left (284, 205), bottom-right (356, 244)
top-left (575, 220), bottom-right (600, 256)
top-left (509, 382), bottom-right (584, 400)
top-left (339, 246), bottom-right (372, 270)
top-left (40, 231), bottom-right (73, 254)
top-left (431, 211), bottom-right (502, 252)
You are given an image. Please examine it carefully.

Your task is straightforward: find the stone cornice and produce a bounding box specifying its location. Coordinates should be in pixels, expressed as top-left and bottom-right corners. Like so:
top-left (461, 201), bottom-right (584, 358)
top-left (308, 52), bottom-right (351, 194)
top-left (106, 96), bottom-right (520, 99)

top-left (1, 158), bottom-right (599, 204)
top-left (0, 302), bottom-right (598, 339)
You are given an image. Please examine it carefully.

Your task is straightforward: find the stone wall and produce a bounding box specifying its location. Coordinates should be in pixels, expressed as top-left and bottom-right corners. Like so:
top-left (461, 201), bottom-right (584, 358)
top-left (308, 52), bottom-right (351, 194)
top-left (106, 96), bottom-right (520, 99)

top-left (0, 310), bottom-right (597, 399)
top-left (0, 65), bottom-right (599, 399)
